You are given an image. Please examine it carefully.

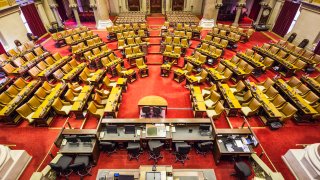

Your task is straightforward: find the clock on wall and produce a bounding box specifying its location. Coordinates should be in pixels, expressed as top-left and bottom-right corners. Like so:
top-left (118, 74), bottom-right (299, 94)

top-left (259, 6), bottom-right (272, 25)
top-left (262, 8), bottom-right (271, 17)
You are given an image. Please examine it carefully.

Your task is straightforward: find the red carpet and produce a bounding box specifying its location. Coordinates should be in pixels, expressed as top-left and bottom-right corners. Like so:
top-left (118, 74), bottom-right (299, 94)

top-left (1, 17), bottom-right (319, 180)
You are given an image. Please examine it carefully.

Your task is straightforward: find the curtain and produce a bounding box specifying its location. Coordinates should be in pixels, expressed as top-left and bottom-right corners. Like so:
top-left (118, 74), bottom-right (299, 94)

top-left (249, 0), bottom-right (261, 21)
top-left (56, 0), bottom-right (68, 21)
top-left (314, 41), bottom-right (320, 55)
top-left (272, 1), bottom-right (300, 37)
top-left (20, 3), bottom-right (47, 37)
top-left (0, 42), bottom-right (5, 54)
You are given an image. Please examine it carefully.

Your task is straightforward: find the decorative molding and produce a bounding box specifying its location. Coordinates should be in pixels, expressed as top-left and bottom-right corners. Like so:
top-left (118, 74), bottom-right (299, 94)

top-left (215, 3), bottom-right (223, 8)
top-left (69, 3), bottom-right (78, 8)
top-left (301, 1), bottom-right (320, 14)
top-left (0, 4), bottom-right (20, 18)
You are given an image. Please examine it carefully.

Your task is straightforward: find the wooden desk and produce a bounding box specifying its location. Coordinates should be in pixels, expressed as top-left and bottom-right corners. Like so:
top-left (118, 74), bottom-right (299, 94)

top-left (218, 83), bottom-right (241, 116)
top-left (62, 63), bottom-right (86, 81)
top-left (213, 128), bottom-right (254, 163)
top-left (221, 60), bottom-right (246, 80)
top-left (276, 79), bottom-right (317, 120)
top-left (0, 80), bottom-right (41, 124)
top-left (70, 85), bottom-right (93, 119)
top-left (32, 83), bottom-right (66, 125)
top-left (190, 86), bottom-right (207, 118)
top-left (206, 68), bottom-right (224, 82)
top-left (245, 81), bottom-right (282, 122)
top-left (301, 76), bottom-right (320, 96)
top-left (138, 96), bottom-right (168, 114)
top-left (237, 53), bottom-right (265, 75)
top-left (58, 128), bottom-right (99, 164)
top-left (104, 87), bottom-right (122, 118)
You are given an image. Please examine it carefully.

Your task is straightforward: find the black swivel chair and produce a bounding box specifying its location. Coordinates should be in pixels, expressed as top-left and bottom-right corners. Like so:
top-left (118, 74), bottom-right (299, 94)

top-left (127, 142), bottom-right (142, 161)
top-left (298, 39), bottom-right (309, 48)
top-left (142, 106), bottom-right (151, 118)
top-left (49, 155), bottom-right (73, 179)
top-left (153, 107), bottom-right (162, 118)
top-left (175, 142), bottom-right (191, 164)
top-left (196, 141), bottom-right (213, 156)
top-left (231, 161), bottom-right (252, 180)
top-left (287, 33), bottom-right (297, 43)
top-left (148, 140), bottom-right (164, 164)
top-left (69, 155), bottom-right (92, 179)
top-left (100, 142), bottom-right (116, 156)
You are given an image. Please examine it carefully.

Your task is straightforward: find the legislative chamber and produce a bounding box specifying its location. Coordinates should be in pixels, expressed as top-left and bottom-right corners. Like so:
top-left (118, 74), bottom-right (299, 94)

top-left (0, 0), bottom-right (319, 179)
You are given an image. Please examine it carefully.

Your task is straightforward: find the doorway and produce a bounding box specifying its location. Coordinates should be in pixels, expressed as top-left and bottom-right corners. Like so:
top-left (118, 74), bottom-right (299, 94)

top-left (128, 0), bottom-right (140, 11)
top-left (172, 0), bottom-right (184, 11)
top-left (150, 0), bottom-right (162, 13)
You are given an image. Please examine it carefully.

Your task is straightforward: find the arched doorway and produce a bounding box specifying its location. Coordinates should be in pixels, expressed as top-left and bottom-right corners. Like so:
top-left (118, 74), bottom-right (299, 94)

top-left (150, 0), bottom-right (162, 13)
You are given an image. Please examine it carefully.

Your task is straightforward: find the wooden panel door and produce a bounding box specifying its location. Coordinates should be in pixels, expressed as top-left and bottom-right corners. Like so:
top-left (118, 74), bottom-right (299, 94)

top-left (150, 0), bottom-right (162, 13)
top-left (128, 0), bottom-right (140, 11)
top-left (172, 0), bottom-right (184, 11)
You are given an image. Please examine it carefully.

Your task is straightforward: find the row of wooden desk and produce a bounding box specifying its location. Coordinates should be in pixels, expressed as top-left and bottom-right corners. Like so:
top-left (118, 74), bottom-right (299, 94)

top-left (55, 118), bottom-right (257, 164)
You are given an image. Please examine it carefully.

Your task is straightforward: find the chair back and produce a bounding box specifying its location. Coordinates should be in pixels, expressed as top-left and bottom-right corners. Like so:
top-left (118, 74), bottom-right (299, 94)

top-left (178, 145), bottom-right (191, 155)
top-left (200, 142), bottom-right (213, 152)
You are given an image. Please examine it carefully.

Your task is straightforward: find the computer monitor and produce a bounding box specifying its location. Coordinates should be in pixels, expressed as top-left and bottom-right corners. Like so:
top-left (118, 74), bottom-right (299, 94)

top-left (106, 125), bottom-right (117, 134)
top-left (78, 135), bottom-right (92, 143)
top-left (65, 135), bottom-right (78, 144)
top-left (124, 125), bottom-right (135, 134)
top-left (199, 124), bottom-right (210, 132)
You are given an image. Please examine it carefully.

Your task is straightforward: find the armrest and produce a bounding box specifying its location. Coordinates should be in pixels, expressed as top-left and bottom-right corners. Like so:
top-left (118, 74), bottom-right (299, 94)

top-left (242, 102), bottom-right (250, 107)
top-left (95, 103), bottom-right (105, 109)
top-left (61, 100), bottom-right (71, 105)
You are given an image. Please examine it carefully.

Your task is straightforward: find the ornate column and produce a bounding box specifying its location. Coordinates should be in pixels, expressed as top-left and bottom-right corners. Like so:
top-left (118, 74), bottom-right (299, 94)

top-left (89, 0), bottom-right (99, 27)
top-left (96, 0), bottom-right (113, 29)
top-left (68, 0), bottom-right (81, 27)
top-left (43, 0), bottom-right (56, 23)
top-left (213, 1), bottom-right (223, 26)
top-left (254, 1), bottom-right (269, 25)
top-left (37, 2), bottom-right (51, 30)
top-left (199, 0), bottom-right (216, 28)
top-left (232, 1), bottom-right (246, 27)
top-left (48, 0), bottom-right (63, 27)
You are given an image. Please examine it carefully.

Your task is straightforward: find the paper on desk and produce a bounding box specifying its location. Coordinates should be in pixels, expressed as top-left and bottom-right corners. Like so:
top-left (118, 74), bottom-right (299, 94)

top-left (136, 130), bottom-right (141, 136)
top-left (235, 140), bottom-right (244, 148)
top-left (243, 144), bottom-right (250, 152)
top-left (99, 132), bottom-right (105, 138)
top-left (171, 126), bottom-right (176, 133)
top-left (226, 143), bottom-right (234, 152)
top-left (166, 126), bottom-right (170, 131)
top-left (62, 139), bottom-right (67, 146)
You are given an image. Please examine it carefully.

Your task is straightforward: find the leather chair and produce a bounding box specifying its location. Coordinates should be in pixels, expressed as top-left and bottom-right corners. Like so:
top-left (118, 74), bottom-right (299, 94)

top-left (69, 155), bottom-right (92, 178)
top-left (206, 101), bottom-right (225, 119)
top-left (136, 58), bottom-right (148, 77)
top-left (229, 81), bottom-right (246, 94)
top-left (270, 95), bottom-right (286, 108)
top-left (93, 92), bottom-right (108, 105)
top-left (186, 69), bottom-right (208, 85)
top-left (49, 155), bottom-right (73, 179)
top-left (87, 101), bottom-right (104, 119)
top-left (95, 89), bottom-right (110, 99)
top-left (27, 96), bottom-right (42, 111)
top-left (202, 84), bottom-right (217, 98)
top-left (262, 57), bottom-right (274, 71)
top-left (127, 142), bottom-right (141, 161)
top-left (278, 103), bottom-right (297, 122)
top-left (153, 107), bottom-right (162, 118)
top-left (16, 104), bottom-right (35, 124)
top-left (196, 141), bottom-right (213, 156)
top-left (65, 89), bottom-right (79, 103)
top-left (241, 98), bottom-right (261, 117)
top-left (221, 69), bottom-right (233, 82)
top-left (286, 76), bottom-right (302, 87)
top-left (235, 90), bottom-right (252, 103)
top-left (257, 78), bottom-right (274, 92)
top-left (175, 142), bottom-right (191, 164)
top-left (100, 142), bottom-right (116, 155)
top-left (231, 161), bottom-right (252, 180)
top-left (215, 63), bottom-right (226, 73)
top-left (52, 98), bottom-right (72, 116)
top-left (204, 90), bottom-right (220, 108)
top-left (35, 87), bottom-right (49, 101)
top-left (141, 106), bottom-right (151, 118)
top-left (42, 81), bottom-right (55, 92)
top-left (312, 104), bottom-right (320, 120)
top-left (0, 93), bottom-right (12, 109)
top-left (302, 91), bottom-right (319, 105)
top-left (101, 76), bottom-right (117, 89)
top-left (115, 64), bottom-right (137, 83)
top-left (265, 86), bottom-right (279, 100)
top-left (148, 140), bottom-right (164, 164)
top-left (296, 84), bottom-right (310, 96)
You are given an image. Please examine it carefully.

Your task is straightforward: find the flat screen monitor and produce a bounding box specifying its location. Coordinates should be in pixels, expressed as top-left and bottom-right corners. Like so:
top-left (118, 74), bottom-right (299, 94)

top-left (78, 135), bottom-right (92, 143)
top-left (199, 124), bottom-right (210, 132)
top-left (65, 135), bottom-right (78, 143)
top-left (124, 125), bottom-right (135, 134)
top-left (106, 125), bottom-right (117, 134)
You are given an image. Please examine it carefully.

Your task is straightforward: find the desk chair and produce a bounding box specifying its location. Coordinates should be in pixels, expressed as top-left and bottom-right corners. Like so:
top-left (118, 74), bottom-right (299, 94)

top-left (196, 141), bottom-right (213, 156)
top-left (153, 107), bottom-right (162, 118)
top-left (148, 141), bottom-right (164, 164)
top-left (69, 155), bottom-right (92, 179)
top-left (175, 142), bottom-right (191, 164)
top-left (141, 106), bottom-right (151, 118)
top-left (127, 142), bottom-right (142, 161)
top-left (100, 142), bottom-right (116, 156)
top-left (257, 78), bottom-right (274, 92)
top-left (231, 161), bottom-right (252, 180)
top-left (49, 155), bottom-right (73, 179)
top-left (241, 98), bottom-right (261, 117)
